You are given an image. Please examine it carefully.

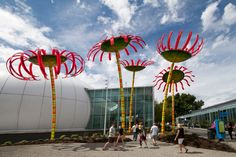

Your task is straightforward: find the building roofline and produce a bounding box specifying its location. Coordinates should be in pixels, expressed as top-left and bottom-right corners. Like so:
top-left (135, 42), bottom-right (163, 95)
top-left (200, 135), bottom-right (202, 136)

top-left (86, 85), bottom-right (154, 91)
top-left (202, 99), bottom-right (236, 110)
top-left (177, 98), bottom-right (236, 118)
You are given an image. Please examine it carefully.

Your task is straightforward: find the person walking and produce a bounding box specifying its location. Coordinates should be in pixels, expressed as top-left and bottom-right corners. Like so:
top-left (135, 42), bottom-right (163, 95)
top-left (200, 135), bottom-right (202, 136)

top-left (103, 123), bottom-right (116, 150)
top-left (174, 124), bottom-right (188, 153)
top-left (150, 123), bottom-right (159, 145)
top-left (116, 126), bottom-right (125, 147)
top-left (138, 125), bottom-right (148, 148)
top-left (131, 124), bottom-right (138, 141)
top-left (228, 122), bottom-right (233, 140)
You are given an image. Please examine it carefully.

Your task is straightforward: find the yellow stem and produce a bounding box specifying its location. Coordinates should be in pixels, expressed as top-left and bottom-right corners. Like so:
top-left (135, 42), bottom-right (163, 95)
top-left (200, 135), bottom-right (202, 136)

top-left (115, 52), bottom-right (125, 130)
top-left (129, 71), bottom-right (135, 133)
top-left (161, 62), bottom-right (174, 135)
top-left (171, 80), bottom-right (175, 134)
top-left (49, 66), bottom-right (56, 140)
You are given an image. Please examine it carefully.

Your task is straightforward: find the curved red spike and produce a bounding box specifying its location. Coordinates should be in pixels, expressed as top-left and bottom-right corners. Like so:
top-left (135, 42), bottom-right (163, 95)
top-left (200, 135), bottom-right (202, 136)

top-left (99, 51), bottom-right (104, 62)
top-left (20, 54), bottom-right (31, 75)
top-left (120, 61), bottom-right (126, 67)
top-left (180, 81), bottom-right (184, 90)
top-left (108, 53), bottom-right (112, 60)
top-left (175, 83), bottom-right (178, 92)
top-left (185, 75), bottom-right (194, 82)
top-left (167, 31), bottom-right (173, 50)
top-left (129, 43), bottom-right (137, 52)
top-left (136, 59), bottom-right (141, 66)
top-left (183, 79), bottom-right (190, 86)
top-left (182, 31), bottom-right (192, 50)
top-left (124, 48), bottom-right (130, 56)
top-left (132, 41), bottom-right (144, 49)
top-left (92, 49), bottom-right (100, 61)
top-left (157, 38), bottom-right (161, 53)
top-left (36, 49), bottom-right (47, 79)
top-left (175, 31), bottom-right (183, 49)
top-left (63, 63), bottom-right (69, 78)
top-left (192, 39), bottom-right (204, 56)
top-left (188, 34), bottom-right (199, 53)
top-left (55, 50), bottom-right (62, 75)
top-left (29, 63), bottom-right (37, 80)
top-left (110, 36), bottom-right (114, 45)
top-left (160, 34), bottom-right (166, 51)
top-left (141, 60), bottom-right (147, 66)
top-left (131, 59), bottom-right (135, 66)
top-left (158, 81), bottom-right (165, 90)
top-left (124, 60), bottom-right (129, 66)
top-left (122, 35), bottom-right (129, 43)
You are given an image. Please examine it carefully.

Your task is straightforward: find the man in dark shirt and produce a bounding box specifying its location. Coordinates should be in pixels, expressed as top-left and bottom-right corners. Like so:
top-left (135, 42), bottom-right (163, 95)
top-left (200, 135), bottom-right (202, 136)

top-left (116, 126), bottom-right (124, 146)
top-left (174, 123), bottom-right (188, 153)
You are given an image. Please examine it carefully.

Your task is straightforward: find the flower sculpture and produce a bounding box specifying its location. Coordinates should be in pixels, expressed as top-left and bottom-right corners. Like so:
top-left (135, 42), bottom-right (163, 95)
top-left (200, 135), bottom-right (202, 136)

top-left (120, 59), bottom-right (154, 133)
top-left (153, 66), bottom-right (194, 133)
top-left (88, 34), bottom-right (146, 129)
top-left (6, 48), bottom-right (85, 140)
top-left (156, 31), bottom-right (203, 134)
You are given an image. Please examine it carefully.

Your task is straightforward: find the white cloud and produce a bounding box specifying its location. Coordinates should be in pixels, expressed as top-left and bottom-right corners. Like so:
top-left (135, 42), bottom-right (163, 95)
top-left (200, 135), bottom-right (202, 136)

top-left (160, 0), bottom-right (185, 24)
top-left (100, 0), bottom-right (137, 32)
top-left (222, 3), bottom-right (236, 26)
top-left (201, 2), bottom-right (236, 32)
top-left (0, 7), bottom-right (57, 48)
top-left (97, 16), bottom-right (112, 25)
top-left (76, 0), bottom-right (80, 4)
top-left (143, 0), bottom-right (159, 8)
top-left (14, 0), bottom-right (32, 14)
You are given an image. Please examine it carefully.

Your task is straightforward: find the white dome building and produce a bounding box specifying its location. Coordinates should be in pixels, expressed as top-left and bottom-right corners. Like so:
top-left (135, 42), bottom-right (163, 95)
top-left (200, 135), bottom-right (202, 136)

top-left (0, 75), bottom-right (91, 133)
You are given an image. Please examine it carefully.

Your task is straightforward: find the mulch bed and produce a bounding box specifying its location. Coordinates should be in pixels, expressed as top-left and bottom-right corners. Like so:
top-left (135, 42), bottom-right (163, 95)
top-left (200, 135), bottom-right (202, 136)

top-left (158, 133), bottom-right (236, 153)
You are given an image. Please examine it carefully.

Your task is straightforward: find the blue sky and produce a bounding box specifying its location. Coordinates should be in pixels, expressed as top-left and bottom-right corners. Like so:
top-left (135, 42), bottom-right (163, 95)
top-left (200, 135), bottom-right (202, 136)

top-left (0, 0), bottom-right (236, 108)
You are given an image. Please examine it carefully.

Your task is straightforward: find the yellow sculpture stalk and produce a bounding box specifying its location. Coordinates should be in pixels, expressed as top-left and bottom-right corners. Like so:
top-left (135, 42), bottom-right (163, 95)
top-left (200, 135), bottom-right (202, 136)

top-left (115, 52), bottom-right (125, 130)
top-left (49, 66), bottom-right (56, 140)
top-left (129, 71), bottom-right (135, 133)
top-left (161, 62), bottom-right (174, 134)
top-left (171, 80), bottom-right (175, 134)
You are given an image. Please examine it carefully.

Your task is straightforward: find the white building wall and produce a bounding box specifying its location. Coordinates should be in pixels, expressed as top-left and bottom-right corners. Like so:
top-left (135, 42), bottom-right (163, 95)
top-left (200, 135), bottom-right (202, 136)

top-left (0, 75), bottom-right (91, 133)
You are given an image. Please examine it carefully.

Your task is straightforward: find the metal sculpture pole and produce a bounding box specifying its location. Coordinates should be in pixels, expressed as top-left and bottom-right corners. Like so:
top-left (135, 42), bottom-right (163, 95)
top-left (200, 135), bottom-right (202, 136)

top-left (120, 59), bottom-right (154, 133)
top-left (161, 62), bottom-right (174, 134)
top-left (171, 80), bottom-right (175, 134)
top-left (49, 66), bottom-right (56, 140)
top-left (129, 71), bottom-right (135, 133)
top-left (115, 52), bottom-right (125, 129)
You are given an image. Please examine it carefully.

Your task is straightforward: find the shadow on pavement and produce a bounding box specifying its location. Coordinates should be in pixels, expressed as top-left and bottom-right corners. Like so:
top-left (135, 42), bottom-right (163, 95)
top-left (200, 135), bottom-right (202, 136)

top-left (51, 143), bottom-right (134, 152)
top-left (148, 146), bottom-right (160, 149)
top-left (186, 151), bottom-right (203, 154)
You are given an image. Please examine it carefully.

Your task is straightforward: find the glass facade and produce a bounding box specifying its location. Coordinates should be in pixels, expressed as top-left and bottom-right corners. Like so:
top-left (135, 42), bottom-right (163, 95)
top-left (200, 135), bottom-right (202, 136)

top-left (86, 86), bottom-right (154, 130)
top-left (177, 99), bottom-right (236, 127)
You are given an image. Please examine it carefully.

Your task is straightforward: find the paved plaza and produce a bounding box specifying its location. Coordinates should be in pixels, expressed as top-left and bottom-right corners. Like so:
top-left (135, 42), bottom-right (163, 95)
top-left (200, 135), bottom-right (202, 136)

top-left (0, 138), bottom-right (235, 157)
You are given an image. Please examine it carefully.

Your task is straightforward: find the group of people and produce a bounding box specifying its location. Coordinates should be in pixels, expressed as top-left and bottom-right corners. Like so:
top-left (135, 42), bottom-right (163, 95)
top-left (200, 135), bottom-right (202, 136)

top-left (103, 122), bottom-right (188, 153)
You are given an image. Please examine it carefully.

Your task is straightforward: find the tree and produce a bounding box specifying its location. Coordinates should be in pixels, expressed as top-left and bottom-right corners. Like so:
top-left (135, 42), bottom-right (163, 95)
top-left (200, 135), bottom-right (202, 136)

top-left (154, 93), bottom-right (204, 123)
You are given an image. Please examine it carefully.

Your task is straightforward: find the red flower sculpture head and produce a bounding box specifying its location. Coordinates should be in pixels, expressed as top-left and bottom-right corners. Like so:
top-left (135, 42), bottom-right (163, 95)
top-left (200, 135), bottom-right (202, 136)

top-left (6, 48), bottom-right (85, 80)
top-left (87, 34), bottom-right (146, 62)
top-left (157, 31), bottom-right (204, 63)
top-left (120, 59), bottom-right (154, 72)
top-left (153, 66), bottom-right (194, 92)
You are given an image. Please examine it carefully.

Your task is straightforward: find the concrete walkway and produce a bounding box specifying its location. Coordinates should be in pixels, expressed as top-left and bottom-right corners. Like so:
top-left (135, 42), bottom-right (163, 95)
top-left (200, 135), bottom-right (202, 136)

top-left (0, 138), bottom-right (235, 157)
